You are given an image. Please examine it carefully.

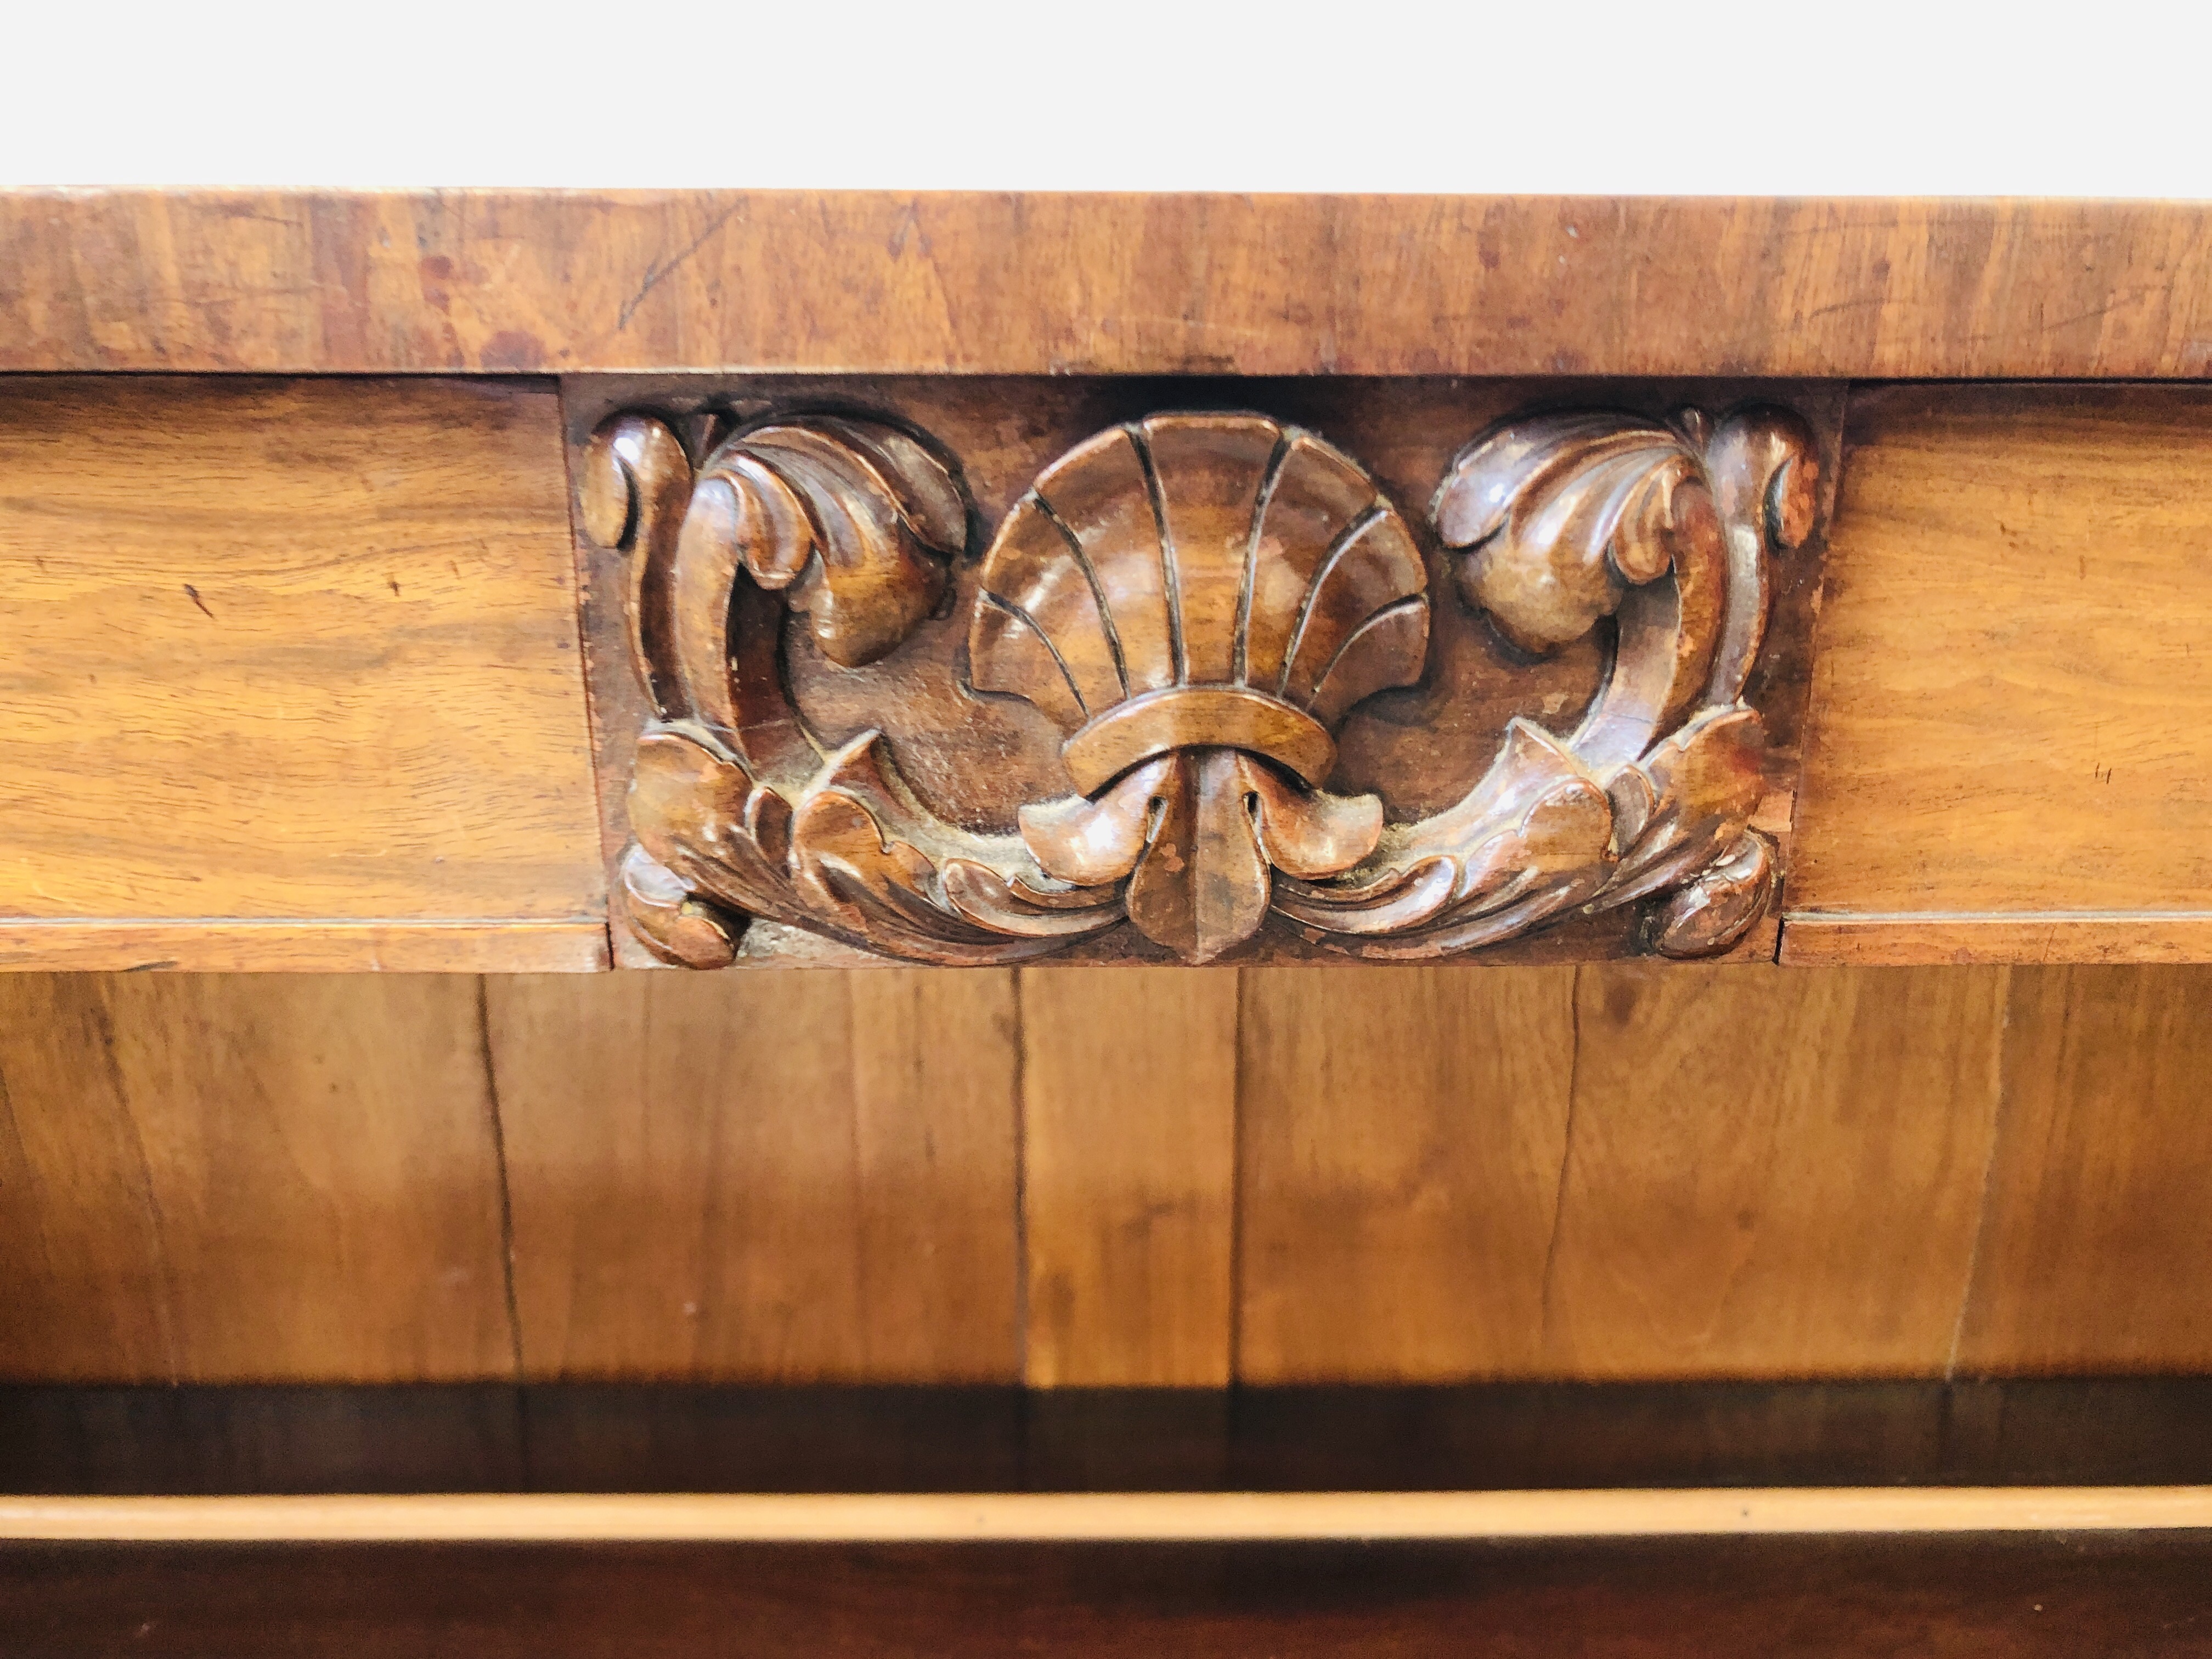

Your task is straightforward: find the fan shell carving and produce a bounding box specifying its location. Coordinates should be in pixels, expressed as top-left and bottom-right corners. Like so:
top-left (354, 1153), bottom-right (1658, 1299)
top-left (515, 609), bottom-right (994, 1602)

top-left (584, 399), bottom-right (1818, 968)
top-left (970, 414), bottom-right (1428, 962)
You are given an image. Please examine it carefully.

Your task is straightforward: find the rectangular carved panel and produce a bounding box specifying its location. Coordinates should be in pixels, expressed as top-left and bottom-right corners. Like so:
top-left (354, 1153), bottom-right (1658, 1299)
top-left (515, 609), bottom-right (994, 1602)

top-left (567, 377), bottom-right (1842, 970)
top-left (0, 376), bottom-right (607, 972)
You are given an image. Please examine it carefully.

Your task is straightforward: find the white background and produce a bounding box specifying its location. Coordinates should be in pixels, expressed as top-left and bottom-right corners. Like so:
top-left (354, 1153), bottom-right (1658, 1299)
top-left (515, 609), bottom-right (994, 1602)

top-left (4, 0), bottom-right (2206, 197)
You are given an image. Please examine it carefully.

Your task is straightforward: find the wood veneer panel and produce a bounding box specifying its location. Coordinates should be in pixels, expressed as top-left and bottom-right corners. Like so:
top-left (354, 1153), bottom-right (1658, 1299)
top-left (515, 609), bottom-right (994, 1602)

top-left (1788, 385), bottom-right (2212, 962)
top-left (483, 973), bottom-right (1020, 1382)
top-left (0, 376), bottom-right (604, 972)
top-left (0, 974), bottom-right (514, 1383)
top-left (1234, 968), bottom-right (1577, 1383)
top-left (10, 193), bottom-right (2212, 379)
top-left (1538, 965), bottom-right (2006, 1379)
top-left (1017, 969), bottom-right (1238, 1386)
top-left (1955, 966), bottom-right (2212, 1374)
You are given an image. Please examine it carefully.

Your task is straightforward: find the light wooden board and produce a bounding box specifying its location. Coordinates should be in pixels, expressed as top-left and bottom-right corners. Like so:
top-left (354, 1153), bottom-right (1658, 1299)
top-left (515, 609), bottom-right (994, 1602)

top-left (1017, 968), bottom-right (1239, 1386)
top-left (1788, 385), bottom-right (2212, 961)
top-left (8, 194), bottom-right (2212, 378)
top-left (0, 376), bottom-right (604, 970)
top-left (6, 1488), bottom-right (2210, 1542)
top-left (483, 972), bottom-right (1021, 1381)
top-left (0, 973), bottom-right (515, 1382)
top-left (1954, 966), bottom-right (2212, 1373)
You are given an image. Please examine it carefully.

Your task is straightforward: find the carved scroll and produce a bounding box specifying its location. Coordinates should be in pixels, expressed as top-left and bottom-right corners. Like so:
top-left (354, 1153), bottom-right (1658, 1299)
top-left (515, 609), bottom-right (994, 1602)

top-left (583, 403), bottom-right (1817, 967)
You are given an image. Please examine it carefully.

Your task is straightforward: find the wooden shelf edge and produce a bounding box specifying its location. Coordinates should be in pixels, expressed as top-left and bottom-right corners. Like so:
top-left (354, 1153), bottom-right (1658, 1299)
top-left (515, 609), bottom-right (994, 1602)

top-left (4, 1487), bottom-right (2208, 1543)
top-left (1780, 912), bottom-right (2212, 966)
top-left (0, 920), bottom-right (610, 973)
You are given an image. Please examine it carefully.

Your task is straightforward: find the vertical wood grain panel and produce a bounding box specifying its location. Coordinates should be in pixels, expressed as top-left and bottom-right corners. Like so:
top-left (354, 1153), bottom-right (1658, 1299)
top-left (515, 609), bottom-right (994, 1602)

top-left (1538, 966), bottom-right (2008, 1379)
top-left (1955, 966), bottom-right (2212, 1374)
top-left (0, 974), bottom-right (514, 1382)
top-left (1017, 968), bottom-right (1239, 1386)
top-left (1234, 968), bottom-right (1578, 1383)
top-left (485, 972), bottom-right (1020, 1382)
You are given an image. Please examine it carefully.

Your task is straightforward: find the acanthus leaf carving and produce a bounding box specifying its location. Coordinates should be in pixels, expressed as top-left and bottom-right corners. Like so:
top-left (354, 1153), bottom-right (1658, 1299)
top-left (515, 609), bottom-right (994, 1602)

top-left (586, 399), bottom-right (1818, 967)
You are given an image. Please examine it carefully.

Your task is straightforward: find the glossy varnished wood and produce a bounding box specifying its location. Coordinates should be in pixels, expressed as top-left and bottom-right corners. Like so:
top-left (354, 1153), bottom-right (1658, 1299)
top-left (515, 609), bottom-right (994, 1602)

top-left (0, 376), bottom-right (605, 970)
top-left (9, 193), bottom-right (2212, 380)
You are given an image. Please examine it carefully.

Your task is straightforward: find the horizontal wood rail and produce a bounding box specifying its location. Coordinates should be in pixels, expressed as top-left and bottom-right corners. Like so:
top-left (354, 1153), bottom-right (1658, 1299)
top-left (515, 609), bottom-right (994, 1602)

top-left (8, 1487), bottom-right (2211, 1543)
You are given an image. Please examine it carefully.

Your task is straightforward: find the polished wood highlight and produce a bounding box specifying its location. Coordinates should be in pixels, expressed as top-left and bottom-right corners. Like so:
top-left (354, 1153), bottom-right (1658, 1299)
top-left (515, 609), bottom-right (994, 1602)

top-left (9, 193), bottom-right (2212, 380)
top-left (0, 376), bottom-right (605, 971)
top-left (1788, 385), bottom-right (2212, 962)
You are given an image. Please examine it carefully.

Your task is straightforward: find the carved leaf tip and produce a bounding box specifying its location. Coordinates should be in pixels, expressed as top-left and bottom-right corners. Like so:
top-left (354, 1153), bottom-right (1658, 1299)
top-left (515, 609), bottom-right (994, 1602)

top-left (1651, 830), bottom-right (1776, 958)
top-left (1436, 416), bottom-right (1720, 655)
top-left (582, 414), bottom-right (691, 551)
top-left (1703, 407), bottom-right (1821, 554)
top-left (697, 419), bottom-right (968, 669)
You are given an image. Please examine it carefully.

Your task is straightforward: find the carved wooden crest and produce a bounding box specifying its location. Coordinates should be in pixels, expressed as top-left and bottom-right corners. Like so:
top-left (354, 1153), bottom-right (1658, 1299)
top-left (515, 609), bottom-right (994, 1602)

top-left (581, 401), bottom-right (1818, 967)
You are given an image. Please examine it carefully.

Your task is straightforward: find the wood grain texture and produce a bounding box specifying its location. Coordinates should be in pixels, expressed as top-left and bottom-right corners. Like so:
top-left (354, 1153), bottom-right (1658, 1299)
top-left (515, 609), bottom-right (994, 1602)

top-left (483, 972), bottom-right (1021, 1382)
top-left (1234, 967), bottom-right (1578, 1383)
top-left (1235, 966), bottom-right (2013, 1383)
top-left (0, 376), bottom-right (603, 969)
top-left (0, 974), bottom-right (514, 1383)
top-left (1017, 969), bottom-right (1239, 1386)
top-left (9, 193), bottom-right (2212, 378)
top-left (1955, 966), bottom-right (2212, 1374)
top-left (1537, 966), bottom-right (2008, 1379)
top-left (1791, 386), bottom-right (2212, 953)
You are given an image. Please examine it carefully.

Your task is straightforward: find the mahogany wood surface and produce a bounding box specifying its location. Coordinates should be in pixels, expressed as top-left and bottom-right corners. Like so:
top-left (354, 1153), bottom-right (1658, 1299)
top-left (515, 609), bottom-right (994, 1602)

top-left (8, 192), bottom-right (2212, 380)
top-left (4, 1534), bottom-right (2208, 1657)
top-left (0, 375), bottom-right (605, 971)
top-left (10, 964), bottom-right (2212, 1386)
